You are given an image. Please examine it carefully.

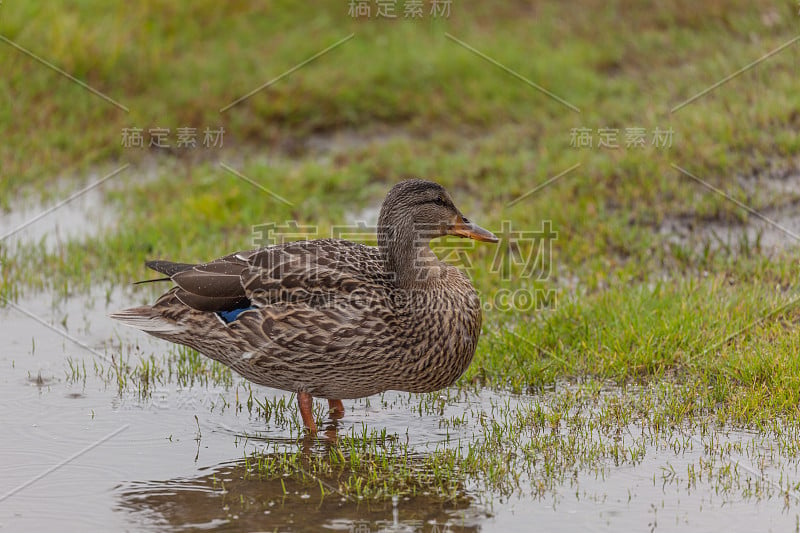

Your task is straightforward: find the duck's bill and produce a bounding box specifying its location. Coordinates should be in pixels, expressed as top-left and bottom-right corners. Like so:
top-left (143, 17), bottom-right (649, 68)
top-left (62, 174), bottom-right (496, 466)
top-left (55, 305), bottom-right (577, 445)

top-left (448, 219), bottom-right (500, 243)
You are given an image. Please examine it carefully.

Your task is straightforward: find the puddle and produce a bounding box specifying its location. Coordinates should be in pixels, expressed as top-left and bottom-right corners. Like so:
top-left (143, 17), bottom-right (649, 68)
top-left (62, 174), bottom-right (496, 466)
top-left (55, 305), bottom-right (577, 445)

top-left (304, 128), bottom-right (411, 157)
top-left (0, 174), bottom-right (119, 252)
top-left (118, 460), bottom-right (481, 532)
top-left (2, 287), bottom-right (800, 531)
top-left (660, 209), bottom-right (800, 255)
top-left (662, 169), bottom-right (800, 255)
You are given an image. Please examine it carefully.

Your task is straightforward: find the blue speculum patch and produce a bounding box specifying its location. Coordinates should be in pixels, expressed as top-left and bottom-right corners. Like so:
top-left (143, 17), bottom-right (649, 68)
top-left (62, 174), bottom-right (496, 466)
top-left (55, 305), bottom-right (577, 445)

top-left (217, 306), bottom-right (256, 323)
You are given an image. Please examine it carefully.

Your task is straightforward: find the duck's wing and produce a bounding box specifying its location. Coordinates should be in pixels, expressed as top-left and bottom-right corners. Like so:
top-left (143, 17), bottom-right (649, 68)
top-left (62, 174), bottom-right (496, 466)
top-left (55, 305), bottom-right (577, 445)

top-left (239, 239), bottom-right (390, 303)
top-left (146, 257), bottom-right (250, 311)
top-left (227, 241), bottom-right (399, 377)
top-left (147, 239), bottom-right (388, 314)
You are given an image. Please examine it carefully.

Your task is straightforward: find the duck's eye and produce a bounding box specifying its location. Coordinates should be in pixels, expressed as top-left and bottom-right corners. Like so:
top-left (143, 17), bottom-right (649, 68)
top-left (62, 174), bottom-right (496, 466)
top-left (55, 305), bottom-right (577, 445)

top-left (433, 197), bottom-right (448, 207)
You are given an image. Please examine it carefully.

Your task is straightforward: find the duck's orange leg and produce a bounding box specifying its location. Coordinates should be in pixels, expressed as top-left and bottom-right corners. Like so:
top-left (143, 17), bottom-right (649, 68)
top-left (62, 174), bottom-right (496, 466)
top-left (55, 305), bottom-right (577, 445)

top-left (298, 392), bottom-right (317, 433)
top-left (328, 399), bottom-right (345, 419)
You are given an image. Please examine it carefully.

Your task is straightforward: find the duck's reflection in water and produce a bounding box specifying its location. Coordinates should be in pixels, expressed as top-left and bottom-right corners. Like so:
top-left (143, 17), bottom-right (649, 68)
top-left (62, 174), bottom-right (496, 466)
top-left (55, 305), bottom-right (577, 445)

top-left (117, 433), bottom-right (485, 532)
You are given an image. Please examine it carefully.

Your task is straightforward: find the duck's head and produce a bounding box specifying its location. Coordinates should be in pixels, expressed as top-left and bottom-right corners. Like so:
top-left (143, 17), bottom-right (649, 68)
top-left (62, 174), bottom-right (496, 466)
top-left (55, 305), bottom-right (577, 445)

top-left (378, 179), bottom-right (498, 285)
top-left (378, 179), bottom-right (499, 244)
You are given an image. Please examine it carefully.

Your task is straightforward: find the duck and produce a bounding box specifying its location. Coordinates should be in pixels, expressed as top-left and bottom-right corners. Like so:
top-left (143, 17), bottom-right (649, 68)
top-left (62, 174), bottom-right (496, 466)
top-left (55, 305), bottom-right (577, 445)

top-left (111, 179), bottom-right (499, 433)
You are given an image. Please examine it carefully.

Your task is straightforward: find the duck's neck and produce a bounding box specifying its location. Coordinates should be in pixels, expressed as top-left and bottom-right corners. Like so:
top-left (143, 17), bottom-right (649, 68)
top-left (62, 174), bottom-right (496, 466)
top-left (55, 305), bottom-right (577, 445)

top-left (378, 220), bottom-right (441, 289)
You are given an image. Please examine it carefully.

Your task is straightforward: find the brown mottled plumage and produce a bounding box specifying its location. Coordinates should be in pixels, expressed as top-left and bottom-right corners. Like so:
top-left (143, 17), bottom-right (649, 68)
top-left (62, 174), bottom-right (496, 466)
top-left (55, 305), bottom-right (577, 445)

top-left (111, 179), bottom-right (498, 432)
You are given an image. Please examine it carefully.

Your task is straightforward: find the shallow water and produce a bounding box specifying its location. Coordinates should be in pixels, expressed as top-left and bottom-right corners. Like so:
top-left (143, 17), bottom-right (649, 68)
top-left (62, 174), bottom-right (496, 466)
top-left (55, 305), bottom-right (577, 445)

top-left (0, 177), bottom-right (117, 252)
top-left (2, 287), bottom-right (800, 532)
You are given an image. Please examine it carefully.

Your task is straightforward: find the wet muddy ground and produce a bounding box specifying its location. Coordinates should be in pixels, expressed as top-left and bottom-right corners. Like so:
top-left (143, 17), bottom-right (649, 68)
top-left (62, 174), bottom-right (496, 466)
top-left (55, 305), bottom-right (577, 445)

top-left (660, 168), bottom-right (800, 256)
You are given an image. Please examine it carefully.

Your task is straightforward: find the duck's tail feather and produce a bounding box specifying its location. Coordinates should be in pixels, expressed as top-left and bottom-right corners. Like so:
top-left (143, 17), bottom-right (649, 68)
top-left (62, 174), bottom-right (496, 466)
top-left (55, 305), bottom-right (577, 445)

top-left (145, 260), bottom-right (196, 277)
top-left (133, 277), bottom-right (171, 285)
top-left (109, 307), bottom-right (180, 333)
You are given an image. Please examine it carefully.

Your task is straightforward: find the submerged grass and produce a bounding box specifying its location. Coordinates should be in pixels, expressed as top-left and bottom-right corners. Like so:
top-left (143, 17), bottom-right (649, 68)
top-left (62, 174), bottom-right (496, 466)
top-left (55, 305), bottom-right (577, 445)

top-left (66, 342), bottom-right (234, 399)
top-left (123, 382), bottom-right (800, 512)
top-left (73, 335), bottom-right (800, 505)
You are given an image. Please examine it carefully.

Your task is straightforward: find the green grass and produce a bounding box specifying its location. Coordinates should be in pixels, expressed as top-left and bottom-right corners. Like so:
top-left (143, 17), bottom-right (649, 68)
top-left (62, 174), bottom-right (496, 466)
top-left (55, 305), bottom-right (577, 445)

top-left (477, 272), bottom-right (800, 423)
top-left (4, 0), bottom-right (800, 506)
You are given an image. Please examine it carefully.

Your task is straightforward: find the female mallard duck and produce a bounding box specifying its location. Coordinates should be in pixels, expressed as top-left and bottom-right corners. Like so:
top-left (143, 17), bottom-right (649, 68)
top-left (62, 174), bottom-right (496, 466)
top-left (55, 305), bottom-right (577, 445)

top-left (112, 179), bottom-right (498, 432)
